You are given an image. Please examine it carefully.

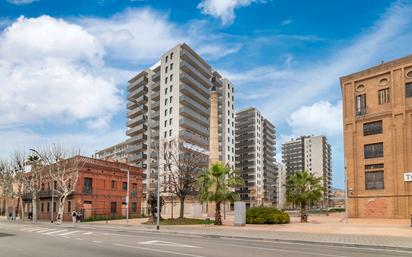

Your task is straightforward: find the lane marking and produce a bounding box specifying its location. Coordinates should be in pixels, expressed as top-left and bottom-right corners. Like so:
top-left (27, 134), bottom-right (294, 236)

top-left (59, 230), bottom-right (80, 236)
top-left (43, 230), bottom-right (68, 235)
top-left (138, 240), bottom-right (200, 248)
top-left (24, 228), bottom-right (45, 232)
top-left (36, 229), bottom-right (58, 233)
top-left (83, 232), bottom-right (93, 235)
top-left (113, 244), bottom-right (204, 257)
top-left (92, 241), bottom-right (102, 244)
top-left (75, 238), bottom-right (84, 241)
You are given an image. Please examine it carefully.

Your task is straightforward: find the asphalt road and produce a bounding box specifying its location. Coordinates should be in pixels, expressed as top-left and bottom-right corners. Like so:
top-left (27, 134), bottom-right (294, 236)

top-left (0, 222), bottom-right (411, 257)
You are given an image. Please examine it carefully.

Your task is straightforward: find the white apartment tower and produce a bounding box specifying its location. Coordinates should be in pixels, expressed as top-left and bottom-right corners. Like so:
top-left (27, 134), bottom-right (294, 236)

top-left (282, 135), bottom-right (333, 206)
top-left (126, 43), bottom-right (235, 196)
top-left (235, 107), bottom-right (277, 207)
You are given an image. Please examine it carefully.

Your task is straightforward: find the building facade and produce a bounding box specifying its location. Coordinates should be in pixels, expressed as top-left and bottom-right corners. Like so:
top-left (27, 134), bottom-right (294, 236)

top-left (22, 156), bottom-right (143, 221)
top-left (126, 43), bottom-right (235, 207)
top-left (95, 141), bottom-right (128, 163)
top-left (235, 107), bottom-right (277, 207)
top-left (282, 135), bottom-right (332, 206)
top-left (341, 55), bottom-right (412, 218)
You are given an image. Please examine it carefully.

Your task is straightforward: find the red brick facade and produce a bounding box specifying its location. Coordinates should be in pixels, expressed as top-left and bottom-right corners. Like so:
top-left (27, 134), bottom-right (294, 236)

top-left (23, 156), bottom-right (143, 221)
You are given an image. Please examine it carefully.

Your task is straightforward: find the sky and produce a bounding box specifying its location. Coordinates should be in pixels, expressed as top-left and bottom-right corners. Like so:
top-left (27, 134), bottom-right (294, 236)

top-left (1, 0), bottom-right (412, 189)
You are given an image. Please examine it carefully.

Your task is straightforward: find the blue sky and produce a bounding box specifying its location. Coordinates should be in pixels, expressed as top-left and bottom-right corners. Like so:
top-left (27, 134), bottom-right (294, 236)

top-left (1, 0), bottom-right (412, 189)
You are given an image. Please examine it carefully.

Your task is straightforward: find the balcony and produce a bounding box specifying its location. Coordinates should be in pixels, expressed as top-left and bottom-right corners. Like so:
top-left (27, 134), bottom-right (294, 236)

top-left (180, 95), bottom-right (209, 116)
top-left (151, 90), bottom-right (160, 101)
top-left (151, 110), bottom-right (160, 120)
top-left (180, 61), bottom-right (211, 89)
top-left (179, 130), bottom-right (209, 147)
top-left (152, 72), bottom-right (160, 82)
top-left (150, 120), bottom-right (159, 128)
top-left (181, 48), bottom-right (211, 77)
top-left (180, 107), bottom-right (209, 127)
top-left (127, 115), bottom-right (145, 127)
top-left (179, 118), bottom-right (209, 137)
top-left (129, 153), bottom-right (147, 163)
top-left (128, 105), bottom-right (148, 119)
top-left (126, 124), bottom-right (147, 137)
top-left (126, 134), bottom-right (147, 144)
top-left (151, 101), bottom-right (160, 111)
top-left (149, 172), bottom-right (158, 179)
top-left (128, 75), bottom-right (148, 92)
top-left (128, 85), bottom-right (148, 100)
top-left (180, 83), bottom-right (209, 107)
top-left (126, 143), bottom-right (147, 154)
top-left (180, 71), bottom-right (209, 97)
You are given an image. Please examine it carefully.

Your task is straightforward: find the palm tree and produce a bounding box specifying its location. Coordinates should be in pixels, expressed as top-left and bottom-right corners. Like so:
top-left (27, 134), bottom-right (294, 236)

top-left (198, 162), bottom-right (244, 225)
top-left (285, 170), bottom-right (324, 222)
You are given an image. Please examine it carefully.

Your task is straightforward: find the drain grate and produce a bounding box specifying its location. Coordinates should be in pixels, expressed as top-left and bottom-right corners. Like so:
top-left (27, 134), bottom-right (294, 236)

top-left (0, 233), bottom-right (15, 237)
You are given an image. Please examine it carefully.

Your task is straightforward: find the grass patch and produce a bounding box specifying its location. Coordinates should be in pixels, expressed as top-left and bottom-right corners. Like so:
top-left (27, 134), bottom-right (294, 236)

top-left (84, 214), bottom-right (146, 222)
top-left (144, 218), bottom-right (213, 225)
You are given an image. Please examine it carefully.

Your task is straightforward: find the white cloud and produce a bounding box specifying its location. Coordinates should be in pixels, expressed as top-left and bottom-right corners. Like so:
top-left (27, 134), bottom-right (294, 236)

top-left (281, 19), bottom-right (294, 26)
top-left (7, 0), bottom-right (38, 5)
top-left (0, 16), bottom-right (121, 128)
top-left (287, 101), bottom-right (342, 137)
top-left (197, 0), bottom-right (258, 25)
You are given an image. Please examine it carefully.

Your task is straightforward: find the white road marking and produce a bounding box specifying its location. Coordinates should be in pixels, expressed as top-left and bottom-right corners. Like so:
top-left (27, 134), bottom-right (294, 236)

top-left (59, 230), bottom-right (80, 236)
top-left (113, 244), bottom-right (204, 257)
top-left (92, 241), bottom-right (102, 244)
top-left (43, 230), bottom-right (68, 235)
top-left (75, 238), bottom-right (84, 241)
top-left (61, 236), bottom-right (70, 239)
top-left (36, 229), bottom-right (58, 233)
top-left (83, 232), bottom-right (93, 235)
top-left (24, 228), bottom-right (45, 232)
top-left (138, 240), bottom-right (200, 248)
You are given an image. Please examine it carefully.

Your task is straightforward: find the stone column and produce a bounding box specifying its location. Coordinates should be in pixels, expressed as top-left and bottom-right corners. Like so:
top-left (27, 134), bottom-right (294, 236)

top-left (209, 83), bottom-right (219, 166)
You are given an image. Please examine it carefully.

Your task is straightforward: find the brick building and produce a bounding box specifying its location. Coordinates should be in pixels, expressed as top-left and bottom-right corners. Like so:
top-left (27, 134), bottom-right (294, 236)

top-left (341, 55), bottom-right (412, 218)
top-left (22, 156), bottom-right (143, 221)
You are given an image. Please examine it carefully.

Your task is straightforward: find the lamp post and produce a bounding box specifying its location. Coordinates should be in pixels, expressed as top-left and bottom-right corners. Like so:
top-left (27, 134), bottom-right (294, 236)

top-left (131, 99), bottom-right (160, 230)
top-left (29, 148), bottom-right (54, 223)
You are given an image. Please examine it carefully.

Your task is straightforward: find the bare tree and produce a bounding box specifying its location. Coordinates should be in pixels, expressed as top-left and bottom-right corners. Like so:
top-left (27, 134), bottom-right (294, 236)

top-left (0, 160), bottom-right (14, 219)
top-left (10, 152), bottom-right (27, 220)
top-left (161, 139), bottom-right (208, 219)
top-left (40, 145), bottom-right (81, 224)
top-left (23, 154), bottom-right (43, 222)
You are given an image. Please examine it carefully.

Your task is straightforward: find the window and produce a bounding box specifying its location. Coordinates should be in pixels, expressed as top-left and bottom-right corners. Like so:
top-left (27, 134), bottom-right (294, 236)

top-left (68, 201), bottom-right (71, 212)
top-left (169, 118), bottom-right (172, 125)
top-left (165, 77), bottom-right (168, 84)
top-left (164, 110), bottom-right (167, 116)
top-left (111, 180), bottom-right (116, 189)
top-left (169, 96), bottom-right (172, 103)
top-left (84, 178), bottom-right (92, 194)
top-left (356, 94), bottom-right (366, 116)
top-left (132, 183), bottom-right (137, 193)
top-left (169, 107), bottom-right (172, 114)
top-left (122, 182), bottom-right (127, 191)
top-left (165, 56), bottom-right (168, 63)
top-left (132, 202), bottom-right (137, 213)
top-left (363, 120), bottom-right (382, 136)
top-left (365, 171), bottom-right (384, 190)
top-left (47, 202), bottom-right (50, 213)
top-left (110, 202), bottom-right (117, 215)
top-left (365, 163), bottom-right (384, 170)
top-left (170, 74), bottom-right (173, 81)
top-left (164, 131), bottom-right (167, 138)
top-left (364, 143), bottom-right (383, 159)
top-left (165, 98), bottom-right (168, 105)
top-left (165, 66), bottom-right (168, 73)
top-left (41, 202), bottom-right (44, 213)
top-left (378, 88), bottom-right (390, 104)
top-left (165, 88), bottom-right (168, 94)
top-left (406, 82), bottom-right (412, 98)
top-left (170, 85), bottom-right (173, 92)
top-left (170, 63), bottom-right (173, 70)
top-left (169, 129), bottom-right (172, 136)
top-left (164, 120), bottom-right (167, 127)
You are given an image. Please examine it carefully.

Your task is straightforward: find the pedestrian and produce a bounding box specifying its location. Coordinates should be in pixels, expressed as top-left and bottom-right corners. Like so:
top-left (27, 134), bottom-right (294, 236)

top-left (72, 210), bottom-right (77, 225)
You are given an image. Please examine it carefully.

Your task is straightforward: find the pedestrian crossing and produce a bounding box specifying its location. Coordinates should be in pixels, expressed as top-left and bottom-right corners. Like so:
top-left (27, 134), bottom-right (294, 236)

top-left (20, 227), bottom-right (93, 238)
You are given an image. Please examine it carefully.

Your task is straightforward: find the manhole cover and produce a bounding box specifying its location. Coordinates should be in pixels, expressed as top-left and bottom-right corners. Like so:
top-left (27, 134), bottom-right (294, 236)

top-left (0, 233), bottom-right (15, 237)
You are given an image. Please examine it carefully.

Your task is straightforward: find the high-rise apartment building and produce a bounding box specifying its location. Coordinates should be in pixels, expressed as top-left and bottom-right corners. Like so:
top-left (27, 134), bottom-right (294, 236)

top-left (95, 141), bottom-right (128, 163)
top-left (282, 135), bottom-right (332, 206)
top-left (126, 43), bottom-right (235, 197)
top-left (341, 55), bottom-right (412, 218)
top-left (235, 107), bottom-right (277, 207)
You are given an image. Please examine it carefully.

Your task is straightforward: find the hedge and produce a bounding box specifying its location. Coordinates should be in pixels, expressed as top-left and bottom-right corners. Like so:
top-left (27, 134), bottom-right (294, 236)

top-left (246, 207), bottom-right (290, 224)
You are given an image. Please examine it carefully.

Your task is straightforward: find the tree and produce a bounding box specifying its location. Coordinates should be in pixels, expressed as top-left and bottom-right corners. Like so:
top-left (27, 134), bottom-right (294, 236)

top-left (147, 192), bottom-right (165, 222)
top-left (11, 152), bottom-right (27, 220)
top-left (285, 170), bottom-right (324, 222)
top-left (40, 145), bottom-right (81, 224)
top-left (161, 139), bottom-right (208, 219)
top-left (23, 154), bottom-right (43, 222)
top-left (198, 162), bottom-right (244, 225)
top-left (0, 160), bottom-right (14, 219)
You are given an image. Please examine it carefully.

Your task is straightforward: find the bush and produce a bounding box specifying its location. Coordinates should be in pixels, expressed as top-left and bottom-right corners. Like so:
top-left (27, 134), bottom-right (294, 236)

top-left (246, 207), bottom-right (290, 224)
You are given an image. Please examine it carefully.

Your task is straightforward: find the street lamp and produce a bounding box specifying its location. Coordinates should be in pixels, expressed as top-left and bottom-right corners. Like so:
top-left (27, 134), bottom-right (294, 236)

top-left (29, 148), bottom-right (54, 223)
top-left (131, 99), bottom-right (160, 230)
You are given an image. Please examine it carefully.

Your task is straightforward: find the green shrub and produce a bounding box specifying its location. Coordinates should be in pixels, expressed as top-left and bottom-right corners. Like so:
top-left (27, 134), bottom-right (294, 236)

top-left (246, 207), bottom-right (290, 224)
